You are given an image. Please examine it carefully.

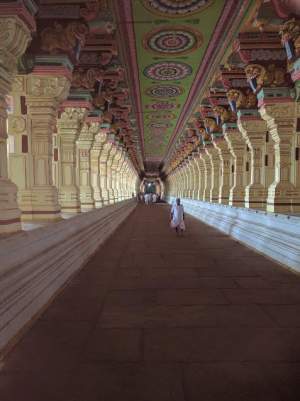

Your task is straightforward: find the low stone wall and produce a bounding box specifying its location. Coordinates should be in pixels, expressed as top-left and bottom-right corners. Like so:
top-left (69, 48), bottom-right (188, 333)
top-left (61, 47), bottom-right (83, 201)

top-left (0, 200), bottom-right (136, 353)
top-left (167, 197), bottom-right (300, 273)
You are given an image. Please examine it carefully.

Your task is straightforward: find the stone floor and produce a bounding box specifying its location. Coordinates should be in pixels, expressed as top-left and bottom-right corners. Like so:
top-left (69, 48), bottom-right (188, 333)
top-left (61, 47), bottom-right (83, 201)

top-left (1, 204), bottom-right (300, 401)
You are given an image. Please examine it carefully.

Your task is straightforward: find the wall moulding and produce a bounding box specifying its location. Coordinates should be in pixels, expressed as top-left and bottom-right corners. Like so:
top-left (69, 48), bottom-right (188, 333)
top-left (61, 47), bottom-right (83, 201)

top-left (0, 199), bottom-right (136, 354)
top-left (167, 196), bottom-right (300, 273)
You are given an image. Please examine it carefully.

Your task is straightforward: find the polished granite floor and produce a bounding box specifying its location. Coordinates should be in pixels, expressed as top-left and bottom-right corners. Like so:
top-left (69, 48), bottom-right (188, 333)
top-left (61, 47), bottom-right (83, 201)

top-left (1, 203), bottom-right (300, 401)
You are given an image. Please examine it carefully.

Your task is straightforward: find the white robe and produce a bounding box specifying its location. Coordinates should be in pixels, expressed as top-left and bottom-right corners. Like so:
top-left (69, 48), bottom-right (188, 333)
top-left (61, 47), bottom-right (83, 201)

top-left (170, 204), bottom-right (185, 230)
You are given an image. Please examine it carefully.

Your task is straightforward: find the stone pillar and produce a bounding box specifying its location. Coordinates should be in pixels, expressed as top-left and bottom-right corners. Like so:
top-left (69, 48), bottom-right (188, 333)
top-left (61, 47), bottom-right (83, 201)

top-left (76, 120), bottom-right (100, 212)
top-left (190, 155), bottom-right (198, 199)
top-left (24, 71), bottom-right (70, 221)
top-left (106, 143), bottom-right (118, 204)
top-left (57, 106), bottom-right (87, 213)
top-left (118, 153), bottom-right (128, 200)
top-left (7, 76), bottom-right (31, 214)
top-left (259, 89), bottom-right (300, 213)
top-left (237, 111), bottom-right (268, 209)
top-left (185, 160), bottom-right (192, 198)
top-left (90, 129), bottom-right (107, 208)
top-left (197, 152), bottom-right (206, 200)
top-left (0, 13), bottom-right (33, 232)
top-left (223, 123), bottom-right (247, 207)
top-left (114, 147), bottom-right (125, 201)
top-left (99, 133), bottom-right (114, 205)
top-left (212, 135), bottom-right (231, 205)
top-left (201, 151), bottom-right (211, 202)
top-left (206, 145), bottom-right (221, 203)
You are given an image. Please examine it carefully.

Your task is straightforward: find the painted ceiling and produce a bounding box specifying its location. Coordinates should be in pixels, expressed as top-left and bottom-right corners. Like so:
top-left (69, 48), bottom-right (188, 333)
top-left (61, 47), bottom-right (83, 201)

top-left (115, 0), bottom-right (225, 164)
top-left (134, 0), bottom-right (225, 161)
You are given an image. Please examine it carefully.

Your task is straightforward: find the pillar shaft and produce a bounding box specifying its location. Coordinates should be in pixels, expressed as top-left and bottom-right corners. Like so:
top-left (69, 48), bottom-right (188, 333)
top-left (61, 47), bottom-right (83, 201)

top-left (76, 121), bottom-right (99, 211)
top-left (238, 112), bottom-right (268, 210)
top-left (90, 130), bottom-right (107, 208)
top-left (57, 107), bottom-right (86, 213)
top-left (0, 15), bottom-right (33, 232)
top-left (259, 94), bottom-right (300, 213)
top-left (224, 124), bottom-right (247, 207)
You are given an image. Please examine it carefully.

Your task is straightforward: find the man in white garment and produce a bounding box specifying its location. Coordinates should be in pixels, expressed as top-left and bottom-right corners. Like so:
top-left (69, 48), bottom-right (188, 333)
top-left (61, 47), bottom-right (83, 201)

top-left (152, 193), bottom-right (157, 203)
top-left (170, 198), bottom-right (185, 235)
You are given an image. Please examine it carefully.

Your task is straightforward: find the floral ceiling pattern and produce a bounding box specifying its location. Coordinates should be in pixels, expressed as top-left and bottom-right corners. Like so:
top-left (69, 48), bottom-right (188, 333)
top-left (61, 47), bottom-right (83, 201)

top-left (115, 0), bottom-right (226, 161)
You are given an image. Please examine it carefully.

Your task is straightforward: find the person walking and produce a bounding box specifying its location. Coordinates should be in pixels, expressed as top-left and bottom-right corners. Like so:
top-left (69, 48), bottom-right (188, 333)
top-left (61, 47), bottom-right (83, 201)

top-left (170, 198), bottom-right (185, 235)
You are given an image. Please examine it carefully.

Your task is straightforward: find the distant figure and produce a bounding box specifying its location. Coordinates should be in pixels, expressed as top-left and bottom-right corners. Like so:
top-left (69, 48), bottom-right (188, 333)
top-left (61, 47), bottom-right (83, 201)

top-left (170, 198), bottom-right (185, 235)
top-left (152, 193), bottom-right (157, 203)
top-left (145, 193), bottom-right (152, 205)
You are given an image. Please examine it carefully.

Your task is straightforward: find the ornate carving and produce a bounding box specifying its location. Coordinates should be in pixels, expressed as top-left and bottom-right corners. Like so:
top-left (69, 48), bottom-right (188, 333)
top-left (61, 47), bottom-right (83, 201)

top-left (213, 106), bottom-right (236, 123)
top-left (60, 107), bottom-right (87, 123)
top-left (27, 75), bottom-right (71, 100)
top-left (227, 88), bottom-right (257, 109)
top-left (8, 116), bottom-right (26, 134)
top-left (204, 118), bottom-right (219, 133)
top-left (0, 17), bottom-right (32, 60)
top-left (41, 21), bottom-right (89, 54)
top-left (72, 67), bottom-right (104, 89)
top-left (245, 64), bottom-right (286, 92)
top-left (279, 19), bottom-right (300, 59)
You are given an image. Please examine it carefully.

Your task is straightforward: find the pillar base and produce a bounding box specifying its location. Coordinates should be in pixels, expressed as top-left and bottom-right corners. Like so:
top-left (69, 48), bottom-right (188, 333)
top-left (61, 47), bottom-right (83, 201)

top-left (210, 190), bottom-right (219, 203)
top-left (0, 178), bottom-right (22, 234)
top-left (267, 183), bottom-right (300, 213)
top-left (245, 185), bottom-right (267, 210)
top-left (229, 188), bottom-right (245, 207)
top-left (101, 190), bottom-right (110, 205)
top-left (218, 197), bottom-right (229, 205)
top-left (79, 188), bottom-right (94, 212)
top-left (20, 186), bottom-right (61, 222)
top-left (59, 187), bottom-right (81, 214)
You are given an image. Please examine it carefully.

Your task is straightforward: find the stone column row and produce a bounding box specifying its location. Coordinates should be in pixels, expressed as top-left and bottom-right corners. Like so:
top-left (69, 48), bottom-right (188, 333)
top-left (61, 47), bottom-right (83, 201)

top-left (166, 97), bottom-right (300, 214)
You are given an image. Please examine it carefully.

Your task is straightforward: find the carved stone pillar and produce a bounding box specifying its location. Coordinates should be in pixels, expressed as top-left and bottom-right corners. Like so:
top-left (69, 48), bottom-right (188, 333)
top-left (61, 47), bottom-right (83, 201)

top-left (190, 155), bottom-right (198, 199)
top-left (57, 106), bottom-right (87, 213)
top-left (206, 145), bottom-right (221, 203)
top-left (211, 135), bottom-right (231, 205)
top-left (118, 153), bottom-right (127, 200)
top-left (90, 129), bottom-right (107, 208)
top-left (24, 70), bottom-right (71, 221)
top-left (76, 120), bottom-right (100, 212)
top-left (0, 13), bottom-right (33, 232)
top-left (185, 159), bottom-right (192, 198)
top-left (237, 111), bottom-right (268, 210)
top-left (99, 133), bottom-right (114, 205)
top-left (223, 123), bottom-right (247, 207)
top-left (106, 143), bottom-right (118, 204)
top-left (114, 147), bottom-right (125, 201)
top-left (196, 152), bottom-right (205, 200)
top-left (201, 151), bottom-right (211, 202)
top-left (259, 90), bottom-right (300, 212)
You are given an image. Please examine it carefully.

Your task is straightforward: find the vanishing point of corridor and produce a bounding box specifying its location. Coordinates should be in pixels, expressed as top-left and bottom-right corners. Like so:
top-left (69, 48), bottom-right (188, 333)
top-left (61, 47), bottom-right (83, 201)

top-left (1, 204), bottom-right (300, 401)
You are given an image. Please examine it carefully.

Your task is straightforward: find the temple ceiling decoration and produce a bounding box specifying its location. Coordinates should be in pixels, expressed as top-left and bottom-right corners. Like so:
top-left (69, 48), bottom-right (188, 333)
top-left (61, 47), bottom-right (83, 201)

top-left (114, 0), bottom-right (230, 166)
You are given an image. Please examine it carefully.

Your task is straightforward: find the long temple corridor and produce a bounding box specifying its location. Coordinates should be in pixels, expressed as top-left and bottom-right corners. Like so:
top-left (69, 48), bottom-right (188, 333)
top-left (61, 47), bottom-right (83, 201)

top-left (2, 0), bottom-right (300, 399)
top-left (1, 204), bottom-right (300, 401)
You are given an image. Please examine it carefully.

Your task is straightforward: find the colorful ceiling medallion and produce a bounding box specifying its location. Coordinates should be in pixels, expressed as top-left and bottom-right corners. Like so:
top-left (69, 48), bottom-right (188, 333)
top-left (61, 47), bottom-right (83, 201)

top-left (145, 112), bottom-right (176, 120)
top-left (144, 62), bottom-right (192, 81)
top-left (143, 26), bottom-right (202, 56)
top-left (146, 85), bottom-right (183, 98)
top-left (142, 0), bottom-right (213, 17)
top-left (146, 101), bottom-right (179, 110)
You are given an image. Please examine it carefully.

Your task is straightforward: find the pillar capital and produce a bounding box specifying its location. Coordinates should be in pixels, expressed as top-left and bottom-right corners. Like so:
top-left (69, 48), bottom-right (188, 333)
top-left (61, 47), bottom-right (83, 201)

top-left (26, 72), bottom-right (71, 106)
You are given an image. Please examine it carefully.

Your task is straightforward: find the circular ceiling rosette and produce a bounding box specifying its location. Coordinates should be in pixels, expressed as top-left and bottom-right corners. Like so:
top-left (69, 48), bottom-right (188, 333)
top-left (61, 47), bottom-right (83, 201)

top-left (142, 0), bottom-right (213, 17)
top-left (144, 26), bottom-right (202, 56)
top-left (144, 62), bottom-right (192, 81)
top-left (146, 85), bottom-right (184, 98)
